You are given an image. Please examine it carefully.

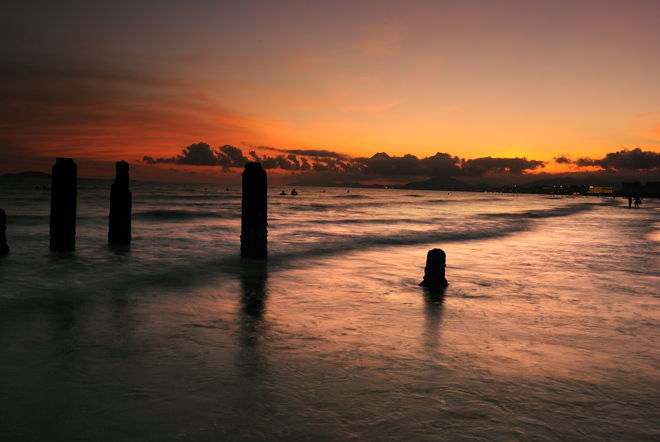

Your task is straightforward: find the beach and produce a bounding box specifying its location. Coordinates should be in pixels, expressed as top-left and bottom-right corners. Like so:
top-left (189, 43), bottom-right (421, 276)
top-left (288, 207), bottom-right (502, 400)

top-left (1, 180), bottom-right (659, 440)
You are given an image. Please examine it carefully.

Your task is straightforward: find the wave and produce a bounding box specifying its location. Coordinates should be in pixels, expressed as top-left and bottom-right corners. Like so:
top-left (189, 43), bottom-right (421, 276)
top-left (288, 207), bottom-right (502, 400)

top-left (133, 209), bottom-right (237, 221)
top-left (267, 219), bottom-right (530, 265)
top-left (332, 194), bottom-right (371, 200)
top-left (0, 222), bottom-right (529, 304)
top-left (300, 217), bottom-right (447, 226)
top-left (284, 200), bottom-right (387, 212)
top-left (480, 203), bottom-right (596, 220)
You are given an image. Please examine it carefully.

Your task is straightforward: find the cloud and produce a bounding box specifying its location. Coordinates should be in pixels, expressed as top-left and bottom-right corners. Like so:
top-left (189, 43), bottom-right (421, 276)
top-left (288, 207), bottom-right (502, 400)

top-left (144, 143), bottom-right (547, 180)
top-left (356, 152), bottom-right (542, 178)
top-left (245, 145), bottom-right (359, 173)
top-left (459, 157), bottom-right (546, 176)
top-left (217, 145), bottom-right (250, 170)
top-left (356, 152), bottom-right (461, 177)
top-left (177, 143), bottom-right (219, 166)
top-left (143, 142), bottom-right (249, 170)
top-left (576, 148), bottom-right (660, 170)
top-left (554, 154), bottom-right (572, 164)
top-left (359, 152), bottom-right (424, 176)
top-left (244, 144), bottom-right (350, 161)
top-left (151, 143), bottom-right (347, 173)
top-left (286, 149), bottom-right (351, 160)
top-left (142, 155), bottom-right (174, 165)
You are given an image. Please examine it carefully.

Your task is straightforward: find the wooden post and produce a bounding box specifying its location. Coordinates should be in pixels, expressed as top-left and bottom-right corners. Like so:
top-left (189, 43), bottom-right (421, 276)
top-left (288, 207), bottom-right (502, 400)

top-left (0, 208), bottom-right (9, 254)
top-left (108, 160), bottom-right (132, 245)
top-left (241, 162), bottom-right (267, 259)
top-left (50, 158), bottom-right (77, 251)
top-left (420, 248), bottom-right (448, 287)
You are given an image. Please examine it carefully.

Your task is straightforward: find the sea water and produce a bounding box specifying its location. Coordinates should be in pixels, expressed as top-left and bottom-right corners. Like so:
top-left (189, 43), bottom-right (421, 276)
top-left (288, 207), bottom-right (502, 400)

top-left (0, 179), bottom-right (659, 441)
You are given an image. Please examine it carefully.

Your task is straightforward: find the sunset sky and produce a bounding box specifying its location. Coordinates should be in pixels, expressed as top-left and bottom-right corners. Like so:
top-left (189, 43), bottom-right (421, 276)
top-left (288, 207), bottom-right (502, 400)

top-left (2, 0), bottom-right (659, 185)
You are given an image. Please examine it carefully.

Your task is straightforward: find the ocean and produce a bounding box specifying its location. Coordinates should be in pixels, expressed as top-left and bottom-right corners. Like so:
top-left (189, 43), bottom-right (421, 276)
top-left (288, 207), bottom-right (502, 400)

top-left (1, 178), bottom-right (659, 441)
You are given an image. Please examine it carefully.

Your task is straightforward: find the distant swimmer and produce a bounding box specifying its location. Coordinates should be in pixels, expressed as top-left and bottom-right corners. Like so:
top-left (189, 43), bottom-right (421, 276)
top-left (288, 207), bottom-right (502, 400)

top-left (280, 190), bottom-right (286, 195)
top-left (291, 189), bottom-right (298, 195)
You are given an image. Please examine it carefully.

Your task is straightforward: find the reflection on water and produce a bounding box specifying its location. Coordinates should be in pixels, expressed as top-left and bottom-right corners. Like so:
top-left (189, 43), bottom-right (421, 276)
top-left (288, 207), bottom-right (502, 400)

top-left (422, 286), bottom-right (445, 352)
top-left (235, 259), bottom-right (273, 433)
top-left (1, 185), bottom-right (659, 440)
top-left (239, 258), bottom-right (268, 318)
top-left (238, 258), bottom-right (269, 376)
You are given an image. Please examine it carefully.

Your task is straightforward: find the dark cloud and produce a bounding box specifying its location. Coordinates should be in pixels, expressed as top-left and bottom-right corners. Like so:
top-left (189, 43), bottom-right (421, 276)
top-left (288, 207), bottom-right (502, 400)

top-left (252, 153), bottom-right (299, 170)
top-left (243, 144), bottom-right (350, 160)
top-left (357, 152), bottom-right (461, 177)
top-left (358, 152), bottom-right (427, 176)
top-left (275, 155), bottom-right (299, 170)
top-left (252, 149), bottom-right (359, 173)
top-left (576, 148), bottom-right (660, 170)
top-left (285, 149), bottom-right (350, 160)
top-left (460, 157), bottom-right (546, 176)
top-left (141, 155), bottom-right (175, 164)
top-left (145, 143), bottom-right (249, 170)
top-left (260, 157), bottom-right (280, 169)
top-left (177, 142), bottom-right (218, 166)
top-left (145, 143), bottom-right (547, 178)
top-left (420, 152), bottom-right (463, 175)
top-left (311, 157), bottom-right (359, 173)
top-left (217, 144), bottom-right (249, 170)
top-left (287, 154), bottom-right (300, 169)
top-left (355, 152), bottom-right (541, 177)
top-left (554, 154), bottom-right (572, 164)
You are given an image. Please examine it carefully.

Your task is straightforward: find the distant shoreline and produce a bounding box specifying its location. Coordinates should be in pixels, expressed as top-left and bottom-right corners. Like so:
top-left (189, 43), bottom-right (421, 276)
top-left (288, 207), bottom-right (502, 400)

top-left (2, 170), bottom-right (658, 197)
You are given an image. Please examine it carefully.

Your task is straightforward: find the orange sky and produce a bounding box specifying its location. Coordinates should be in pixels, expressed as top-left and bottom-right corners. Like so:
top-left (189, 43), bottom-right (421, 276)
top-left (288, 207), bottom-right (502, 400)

top-left (1, 0), bottom-right (659, 184)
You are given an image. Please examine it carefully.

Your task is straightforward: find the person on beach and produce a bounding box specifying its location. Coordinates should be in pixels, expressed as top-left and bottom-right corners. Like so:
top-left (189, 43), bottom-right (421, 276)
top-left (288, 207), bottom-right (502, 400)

top-left (628, 195), bottom-right (632, 208)
top-left (634, 196), bottom-right (641, 208)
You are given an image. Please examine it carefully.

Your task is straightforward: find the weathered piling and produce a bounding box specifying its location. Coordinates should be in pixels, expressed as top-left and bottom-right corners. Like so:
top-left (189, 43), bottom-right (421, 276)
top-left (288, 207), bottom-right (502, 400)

top-left (108, 160), bottom-right (132, 245)
top-left (241, 162), bottom-right (267, 259)
top-left (419, 248), bottom-right (448, 287)
top-left (49, 158), bottom-right (77, 251)
top-left (0, 208), bottom-right (9, 254)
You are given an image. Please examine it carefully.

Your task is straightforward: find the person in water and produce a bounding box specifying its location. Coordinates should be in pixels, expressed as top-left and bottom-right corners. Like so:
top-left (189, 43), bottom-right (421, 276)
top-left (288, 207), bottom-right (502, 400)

top-left (280, 190), bottom-right (286, 195)
top-left (291, 189), bottom-right (297, 195)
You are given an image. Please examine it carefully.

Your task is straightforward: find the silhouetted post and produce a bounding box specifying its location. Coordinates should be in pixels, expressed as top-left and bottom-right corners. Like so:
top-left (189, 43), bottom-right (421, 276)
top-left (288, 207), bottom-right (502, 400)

top-left (420, 248), bottom-right (448, 287)
top-left (241, 162), bottom-right (267, 259)
top-left (0, 208), bottom-right (9, 254)
top-left (108, 160), bottom-right (132, 245)
top-left (50, 158), bottom-right (77, 251)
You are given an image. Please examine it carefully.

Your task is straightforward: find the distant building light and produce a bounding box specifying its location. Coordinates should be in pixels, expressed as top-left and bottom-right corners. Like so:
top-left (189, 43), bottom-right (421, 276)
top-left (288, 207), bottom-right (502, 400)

top-left (587, 186), bottom-right (613, 194)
